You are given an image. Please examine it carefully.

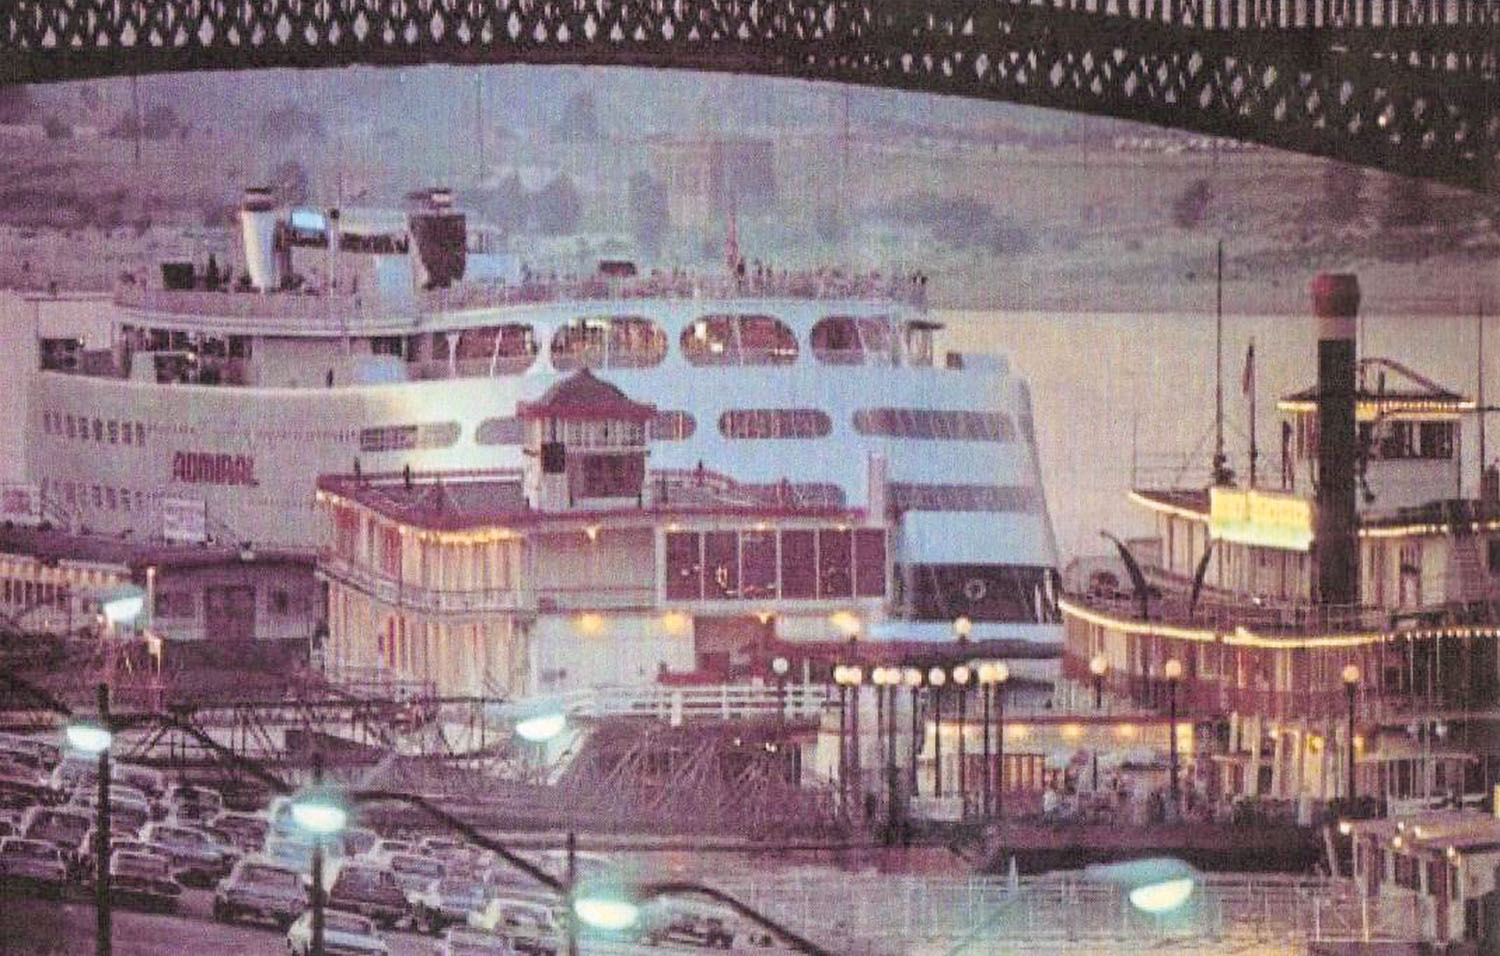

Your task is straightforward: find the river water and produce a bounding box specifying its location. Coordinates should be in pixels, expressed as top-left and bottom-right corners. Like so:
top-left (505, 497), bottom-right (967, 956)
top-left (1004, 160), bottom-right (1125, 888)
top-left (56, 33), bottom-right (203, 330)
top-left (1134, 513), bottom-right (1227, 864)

top-left (943, 307), bottom-right (1490, 564)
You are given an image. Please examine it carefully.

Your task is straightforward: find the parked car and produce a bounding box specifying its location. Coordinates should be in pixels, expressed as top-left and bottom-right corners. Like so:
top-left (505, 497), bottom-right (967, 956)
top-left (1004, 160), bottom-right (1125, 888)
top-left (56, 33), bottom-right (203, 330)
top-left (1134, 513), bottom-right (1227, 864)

top-left (19, 805), bottom-right (92, 872)
top-left (286, 909), bottom-right (388, 956)
top-left (69, 789), bottom-right (150, 836)
top-left (409, 874), bottom-right (490, 935)
top-left (0, 759), bottom-right (46, 809)
top-left (113, 765), bottom-right (166, 803)
top-left (140, 821), bottom-right (237, 886)
top-left (362, 837), bottom-right (413, 861)
top-left (327, 862), bottom-right (411, 929)
top-left (417, 836), bottom-right (468, 859)
top-left (439, 927), bottom-right (515, 955)
top-left (0, 733), bottom-right (61, 770)
top-left (636, 900), bottom-right (749, 949)
top-left (0, 836), bottom-right (68, 897)
top-left (212, 857), bottom-right (306, 929)
top-left (206, 811), bottom-right (269, 855)
top-left (387, 851), bottom-right (445, 895)
top-left (341, 826), bottom-right (380, 858)
top-left (72, 828), bottom-right (154, 883)
top-left (107, 850), bottom-right (182, 912)
top-left (469, 897), bottom-right (563, 956)
top-left (164, 784), bottom-right (223, 827)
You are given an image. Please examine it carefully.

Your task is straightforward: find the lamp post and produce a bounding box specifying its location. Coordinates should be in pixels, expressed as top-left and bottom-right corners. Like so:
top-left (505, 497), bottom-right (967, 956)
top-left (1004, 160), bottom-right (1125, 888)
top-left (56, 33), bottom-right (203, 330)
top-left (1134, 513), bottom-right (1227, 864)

top-left (833, 666), bottom-right (850, 816)
top-left (847, 665), bottom-right (863, 815)
top-left (904, 667), bottom-right (922, 800)
top-left (1164, 658), bottom-right (1183, 814)
top-left (994, 663), bottom-right (1009, 822)
top-left (1090, 653), bottom-right (1108, 710)
top-left (977, 665), bottom-right (995, 821)
top-left (66, 685), bottom-right (114, 956)
top-left (1342, 664), bottom-right (1361, 805)
top-left (928, 667), bottom-right (947, 798)
top-left (292, 753), bottom-right (348, 956)
top-left (884, 667), bottom-right (900, 842)
top-left (771, 655), bottom-right (790, 723)
top-left (953, 665), bottom-right (971, 817)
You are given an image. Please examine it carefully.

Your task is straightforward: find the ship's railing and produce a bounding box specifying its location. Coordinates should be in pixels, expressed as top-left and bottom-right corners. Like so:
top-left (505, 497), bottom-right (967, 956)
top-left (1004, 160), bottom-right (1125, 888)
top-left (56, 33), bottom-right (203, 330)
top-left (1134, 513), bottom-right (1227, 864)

top-left (115, 284), bottom-right (384, 332)
top-left (418, 270), bottom-right (928, 311)
top-left (519, 681), bottom-right (831, 724)
top-left (1068, 586), bottom-right (1392, 635)
top-left (114, 269), bottom-right (927, 329)
top-left (318, 552), bottom-right (524, 614)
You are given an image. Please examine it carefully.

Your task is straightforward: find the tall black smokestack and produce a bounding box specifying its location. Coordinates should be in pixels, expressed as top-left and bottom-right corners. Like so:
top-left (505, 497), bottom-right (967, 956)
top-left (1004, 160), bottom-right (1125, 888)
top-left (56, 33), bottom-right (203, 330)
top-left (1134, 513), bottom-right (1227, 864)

top-left (1312, 273), bottom-right (1360, 607)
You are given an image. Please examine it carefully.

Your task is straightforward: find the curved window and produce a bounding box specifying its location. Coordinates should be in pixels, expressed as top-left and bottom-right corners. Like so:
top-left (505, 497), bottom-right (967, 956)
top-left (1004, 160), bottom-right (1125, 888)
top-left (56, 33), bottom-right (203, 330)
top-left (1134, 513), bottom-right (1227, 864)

top-left (359, 422), bottom-right (461, 453)
top-left (475, 417), bottom-right (524, 446)
top-left (886, 483), bottom-right (1041, 514)
top-left (453, 324), bottom-right (537, 376)
top-left (719, 409), bottom-right (831, 440)
top-left (607, 317), bottom-right (668, 368)
top-left (681, 315), bottom-right (798, 366)
top-left (549, 319), bottom-right (607, 371)
top-left (651, 410), bottom-right (696, 442)
top-left (552, 316), bottom-right (669, 371)
top-left (811, 316), bottom-right (893, 366)
top-left (853, 408), bottom-right (1016, 442)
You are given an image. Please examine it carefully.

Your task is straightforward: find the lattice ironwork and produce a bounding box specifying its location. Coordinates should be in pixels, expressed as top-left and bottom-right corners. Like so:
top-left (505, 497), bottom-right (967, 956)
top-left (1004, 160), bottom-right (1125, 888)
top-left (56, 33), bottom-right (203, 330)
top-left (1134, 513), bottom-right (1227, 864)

top-left (3, 0), bottom-right (1500, 188)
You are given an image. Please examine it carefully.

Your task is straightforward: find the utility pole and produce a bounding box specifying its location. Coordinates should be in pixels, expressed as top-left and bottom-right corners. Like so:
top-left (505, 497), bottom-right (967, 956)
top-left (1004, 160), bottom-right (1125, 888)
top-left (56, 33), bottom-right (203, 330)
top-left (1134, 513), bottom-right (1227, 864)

top-left (94, 683), bottom-right (111, 956)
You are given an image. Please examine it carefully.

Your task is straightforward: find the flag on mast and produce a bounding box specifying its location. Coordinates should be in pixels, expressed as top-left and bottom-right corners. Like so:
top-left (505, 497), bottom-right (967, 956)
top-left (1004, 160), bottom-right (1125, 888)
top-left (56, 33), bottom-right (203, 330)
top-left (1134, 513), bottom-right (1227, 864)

top-left (1242, 340), bottom-right (1256, 395)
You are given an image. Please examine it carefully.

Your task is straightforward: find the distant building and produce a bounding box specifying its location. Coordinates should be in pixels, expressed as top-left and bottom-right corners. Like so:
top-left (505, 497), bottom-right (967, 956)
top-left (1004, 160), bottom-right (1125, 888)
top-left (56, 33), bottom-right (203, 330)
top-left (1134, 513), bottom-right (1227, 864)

top-left (646, 136), bottom-right (776, 230)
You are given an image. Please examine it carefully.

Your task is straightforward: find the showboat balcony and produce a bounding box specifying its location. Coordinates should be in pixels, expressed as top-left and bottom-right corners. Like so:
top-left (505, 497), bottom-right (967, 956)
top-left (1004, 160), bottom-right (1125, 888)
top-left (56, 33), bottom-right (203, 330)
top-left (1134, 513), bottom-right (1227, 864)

top-left (112, 268), bottom-right (928, 332)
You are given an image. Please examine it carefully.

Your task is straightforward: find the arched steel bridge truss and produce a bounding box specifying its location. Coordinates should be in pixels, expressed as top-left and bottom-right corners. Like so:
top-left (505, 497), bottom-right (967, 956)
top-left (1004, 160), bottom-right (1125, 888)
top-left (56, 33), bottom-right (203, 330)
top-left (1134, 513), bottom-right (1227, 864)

top-left (3, 0), bottom-right (1500, 190)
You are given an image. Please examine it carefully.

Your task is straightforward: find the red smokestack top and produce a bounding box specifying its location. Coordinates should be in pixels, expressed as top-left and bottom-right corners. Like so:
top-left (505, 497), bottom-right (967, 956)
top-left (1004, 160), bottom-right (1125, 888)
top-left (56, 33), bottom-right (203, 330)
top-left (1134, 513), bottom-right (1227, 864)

top-left (1311, 273), bottom-right (1360, 321)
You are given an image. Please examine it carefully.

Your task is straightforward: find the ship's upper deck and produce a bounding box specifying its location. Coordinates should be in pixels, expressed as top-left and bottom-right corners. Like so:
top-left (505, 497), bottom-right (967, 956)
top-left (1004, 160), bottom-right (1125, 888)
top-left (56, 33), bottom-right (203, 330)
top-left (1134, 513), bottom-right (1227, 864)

top-left (112, 267), bottom-right (928, 335)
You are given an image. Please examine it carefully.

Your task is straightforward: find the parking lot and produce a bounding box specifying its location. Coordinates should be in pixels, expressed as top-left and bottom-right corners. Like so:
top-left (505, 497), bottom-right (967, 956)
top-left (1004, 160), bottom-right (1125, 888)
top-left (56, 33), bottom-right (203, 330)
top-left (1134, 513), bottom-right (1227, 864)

top-left (0, 729), bottom-right (799, 956)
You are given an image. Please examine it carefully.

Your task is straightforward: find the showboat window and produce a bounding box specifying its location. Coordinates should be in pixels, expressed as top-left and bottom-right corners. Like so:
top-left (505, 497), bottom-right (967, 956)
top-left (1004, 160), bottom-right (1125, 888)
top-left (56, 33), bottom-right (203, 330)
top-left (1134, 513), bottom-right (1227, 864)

top-left (681, 315), bottom-right (798, 366)
top-left (650, 410), bottom-right (696, 442)
top-left (811, 316), bottom-right (895, 366)
top-left (853, 408), bottom-right (1017, 442)
top-left (358, 422), bottom-right (461, 453)
top-left (719, 409), bottom-right (831, 440)
top-left (475, 417), bottom-right (524, 446)
top-left (453, 324), bottom-right (537, 376)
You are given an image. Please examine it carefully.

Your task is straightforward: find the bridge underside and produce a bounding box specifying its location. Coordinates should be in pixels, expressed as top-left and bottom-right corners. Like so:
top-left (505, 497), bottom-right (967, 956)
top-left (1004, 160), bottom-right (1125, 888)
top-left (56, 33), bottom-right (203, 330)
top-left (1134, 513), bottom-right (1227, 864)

top-left (3, 0), bottom-right (1500, 190)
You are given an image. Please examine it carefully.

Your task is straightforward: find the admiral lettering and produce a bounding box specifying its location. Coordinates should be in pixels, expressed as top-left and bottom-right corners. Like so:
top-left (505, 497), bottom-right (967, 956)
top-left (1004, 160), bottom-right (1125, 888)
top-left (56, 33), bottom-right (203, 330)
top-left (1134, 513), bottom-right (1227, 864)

top-left (172, 452), bottom-right (257, 487)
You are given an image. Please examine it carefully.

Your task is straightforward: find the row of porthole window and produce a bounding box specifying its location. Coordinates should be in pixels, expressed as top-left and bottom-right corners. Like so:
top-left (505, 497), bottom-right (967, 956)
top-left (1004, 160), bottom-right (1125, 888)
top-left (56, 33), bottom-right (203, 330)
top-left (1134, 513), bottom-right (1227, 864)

top-left (415, 314), bottom-right (901, 372)
top-left (41, 411), bottom-right (147, 448)
top-left (360, 407), bottom-right (1022, 452)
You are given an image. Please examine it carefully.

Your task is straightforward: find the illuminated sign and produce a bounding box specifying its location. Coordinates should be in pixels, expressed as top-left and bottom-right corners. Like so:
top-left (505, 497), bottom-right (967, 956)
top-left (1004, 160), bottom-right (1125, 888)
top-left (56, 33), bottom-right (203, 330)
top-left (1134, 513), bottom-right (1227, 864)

top-left (1209, 487), bottom-right (1313, 552)
top-left (172, 452), bottom-right (258, 487)
top-left (162, 497), bottom-right (207, 544)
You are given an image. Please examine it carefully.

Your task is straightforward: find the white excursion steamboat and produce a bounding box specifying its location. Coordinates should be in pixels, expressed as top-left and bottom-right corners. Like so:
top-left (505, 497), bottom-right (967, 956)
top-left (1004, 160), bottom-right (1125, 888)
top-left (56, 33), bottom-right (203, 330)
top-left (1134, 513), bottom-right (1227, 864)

top-left (8, 186), bottom-right (1061, 655)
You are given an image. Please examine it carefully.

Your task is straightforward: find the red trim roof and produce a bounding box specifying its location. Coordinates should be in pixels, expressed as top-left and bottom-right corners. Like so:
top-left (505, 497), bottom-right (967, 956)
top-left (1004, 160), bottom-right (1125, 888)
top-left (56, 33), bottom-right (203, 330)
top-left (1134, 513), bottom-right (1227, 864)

top-left (516, 368), bottom-right (656, 423)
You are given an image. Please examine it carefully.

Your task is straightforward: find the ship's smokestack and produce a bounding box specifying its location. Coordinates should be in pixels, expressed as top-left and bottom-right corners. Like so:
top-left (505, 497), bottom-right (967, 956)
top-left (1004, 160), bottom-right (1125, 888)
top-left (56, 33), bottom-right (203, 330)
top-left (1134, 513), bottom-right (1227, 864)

top-left (407, 187), bottom-right (467, 290)
top-left (239, 187), bottom-right (281, 292)
top-left (1312, 273), bottom-right (1360, 606)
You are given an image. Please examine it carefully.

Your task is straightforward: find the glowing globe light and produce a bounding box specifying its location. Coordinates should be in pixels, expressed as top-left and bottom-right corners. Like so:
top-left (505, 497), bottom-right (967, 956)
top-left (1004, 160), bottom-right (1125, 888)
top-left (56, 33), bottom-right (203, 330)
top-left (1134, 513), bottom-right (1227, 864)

top-left (290, 798), bottom-right (348, 836)
top-left (1128, 877), bottom-right (1195, 914)
top-left (65, 723), bottom-right (113, 755)
top-left (573, 895), bottom-right (641, 932)
top-left (515, 713), bottom-right (567, 743)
